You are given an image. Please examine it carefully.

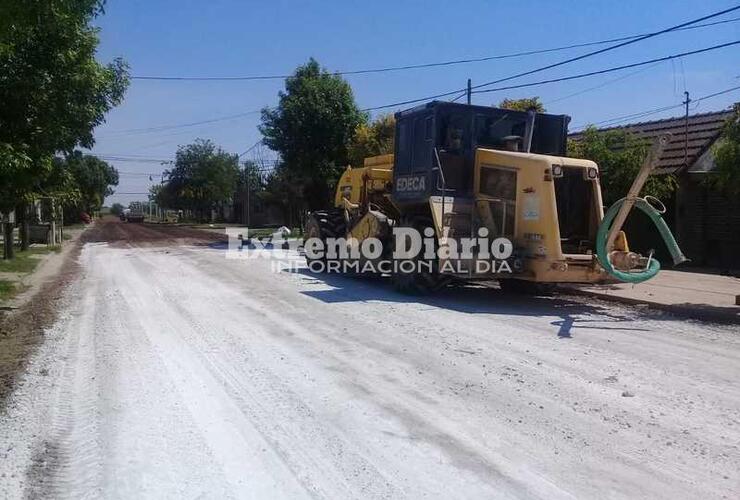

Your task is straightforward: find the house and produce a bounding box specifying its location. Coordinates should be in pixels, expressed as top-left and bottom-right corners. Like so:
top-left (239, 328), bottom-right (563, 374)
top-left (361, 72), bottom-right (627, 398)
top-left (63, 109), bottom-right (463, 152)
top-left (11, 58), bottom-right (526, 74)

top-left (569, 107), bottom-right (739, 272)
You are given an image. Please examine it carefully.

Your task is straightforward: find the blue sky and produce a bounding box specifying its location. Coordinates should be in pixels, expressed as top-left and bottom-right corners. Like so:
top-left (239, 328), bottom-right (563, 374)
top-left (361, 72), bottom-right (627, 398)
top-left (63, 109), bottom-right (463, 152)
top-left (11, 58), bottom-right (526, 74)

top-left (91, 0), bottom-right (740, 205)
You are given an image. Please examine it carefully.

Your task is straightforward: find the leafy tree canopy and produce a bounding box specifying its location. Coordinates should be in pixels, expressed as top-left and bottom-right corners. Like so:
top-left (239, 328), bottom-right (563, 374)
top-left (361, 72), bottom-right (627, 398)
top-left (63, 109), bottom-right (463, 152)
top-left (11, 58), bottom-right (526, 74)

top-left (348, 114), bottom-right (395, 168)
top-left (569, 127), bottom-right (677, 206)
top-left (498, 97), bottom-right (546, 113)
top-left (0, 144), bottom-right (32, 213)
top-left (261, 163), bottom-right (305, 227)
top-left (259, 58), bottom-right (365, 209)
top-left (158, 139), bottom-right (239, 218)
top-left (110, 202), bottom-right (124, 216)
top-left (0, 0), bottom-right (129, 211)
top-left (55, 152), bottom-right (119, 212)
top-left (239, 160), bottom-right (265, 195)
top-left (710, 104), bottom-right (740, 193)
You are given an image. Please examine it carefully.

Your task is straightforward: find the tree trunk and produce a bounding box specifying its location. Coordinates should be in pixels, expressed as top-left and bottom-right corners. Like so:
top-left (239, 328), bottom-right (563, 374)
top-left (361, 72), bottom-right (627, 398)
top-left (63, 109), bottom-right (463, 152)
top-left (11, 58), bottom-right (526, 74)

top-left (18, 203), bottom-right (29, 251)
top-left (3, 218), bottom-right (14, 260)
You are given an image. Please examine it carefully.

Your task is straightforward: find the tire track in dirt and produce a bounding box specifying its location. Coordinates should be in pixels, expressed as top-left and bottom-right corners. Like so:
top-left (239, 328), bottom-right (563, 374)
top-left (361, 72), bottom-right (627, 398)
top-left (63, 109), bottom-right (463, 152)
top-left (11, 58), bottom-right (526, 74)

top-left (130, 246), bottom-right (572, 498)
top-left (24, 255), bottom-right (104, 499)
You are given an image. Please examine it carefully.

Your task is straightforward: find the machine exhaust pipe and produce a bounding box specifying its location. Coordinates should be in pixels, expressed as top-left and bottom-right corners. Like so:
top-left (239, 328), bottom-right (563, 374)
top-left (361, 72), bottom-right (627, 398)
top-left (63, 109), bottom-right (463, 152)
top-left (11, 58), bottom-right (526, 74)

top-left (522, 109), bottom-right (536, 153)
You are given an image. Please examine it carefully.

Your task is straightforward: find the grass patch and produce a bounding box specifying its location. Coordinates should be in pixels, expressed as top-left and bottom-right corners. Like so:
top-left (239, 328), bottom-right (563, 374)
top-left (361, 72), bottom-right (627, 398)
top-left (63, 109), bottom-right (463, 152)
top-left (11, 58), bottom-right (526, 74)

top-left (0, 280), bottom-right (15, 301)
top-left (0, 247), bottom-right (55, 274)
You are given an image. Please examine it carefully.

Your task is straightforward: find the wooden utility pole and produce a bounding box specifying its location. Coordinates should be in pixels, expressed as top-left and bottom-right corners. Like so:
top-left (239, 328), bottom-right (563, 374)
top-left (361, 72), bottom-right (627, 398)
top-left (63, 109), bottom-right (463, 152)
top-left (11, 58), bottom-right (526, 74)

top-left (606, 134), bottom-right (671, 252)
top-left (245, 162), bottom-right (251, 227)
top-left (466, 79), bottom-right (472, 105)
top-left (683, 91), bottom-right (691, 167)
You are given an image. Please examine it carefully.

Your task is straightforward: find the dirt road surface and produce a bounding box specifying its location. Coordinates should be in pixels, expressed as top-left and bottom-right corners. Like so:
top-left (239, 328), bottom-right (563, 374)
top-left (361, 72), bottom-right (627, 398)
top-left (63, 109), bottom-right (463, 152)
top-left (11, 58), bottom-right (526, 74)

top-left (1, 219), bottom-right (738, 499)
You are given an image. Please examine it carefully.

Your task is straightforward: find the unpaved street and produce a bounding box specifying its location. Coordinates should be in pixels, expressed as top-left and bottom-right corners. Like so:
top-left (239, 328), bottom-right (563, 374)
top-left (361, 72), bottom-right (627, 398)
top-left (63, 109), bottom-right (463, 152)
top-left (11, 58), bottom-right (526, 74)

top-left (1, 220), bottom-right (738, 499)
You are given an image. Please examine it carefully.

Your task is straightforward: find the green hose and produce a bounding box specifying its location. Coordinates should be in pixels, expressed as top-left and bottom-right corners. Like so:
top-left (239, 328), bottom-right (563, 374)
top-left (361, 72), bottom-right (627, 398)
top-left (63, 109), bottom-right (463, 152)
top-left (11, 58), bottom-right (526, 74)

top-left (596, 197), bottom-right (688, 283)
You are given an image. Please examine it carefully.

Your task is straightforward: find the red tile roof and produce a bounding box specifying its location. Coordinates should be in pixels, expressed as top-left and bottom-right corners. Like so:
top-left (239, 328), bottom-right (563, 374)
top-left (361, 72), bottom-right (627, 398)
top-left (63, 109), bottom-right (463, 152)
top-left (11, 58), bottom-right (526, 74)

top-left (569, 109), bottom-right (735, 174)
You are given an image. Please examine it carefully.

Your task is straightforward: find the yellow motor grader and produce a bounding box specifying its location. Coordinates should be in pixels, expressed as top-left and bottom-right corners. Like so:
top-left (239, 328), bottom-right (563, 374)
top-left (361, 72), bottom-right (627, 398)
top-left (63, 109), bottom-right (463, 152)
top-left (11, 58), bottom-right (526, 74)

top-left (305, 101), bottom-right (686, 293)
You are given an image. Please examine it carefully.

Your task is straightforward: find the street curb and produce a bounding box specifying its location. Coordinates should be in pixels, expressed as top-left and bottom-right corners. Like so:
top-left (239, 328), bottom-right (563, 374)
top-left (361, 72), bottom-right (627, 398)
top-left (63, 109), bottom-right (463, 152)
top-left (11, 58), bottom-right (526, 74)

top-left (559, 286), bottom-right (740, 324)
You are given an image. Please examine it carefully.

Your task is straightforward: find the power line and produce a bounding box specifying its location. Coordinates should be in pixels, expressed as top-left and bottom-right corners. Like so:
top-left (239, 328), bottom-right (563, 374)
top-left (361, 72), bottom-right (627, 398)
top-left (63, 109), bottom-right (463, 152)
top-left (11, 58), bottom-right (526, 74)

top-left (471, 40), bottom-right (740, 95)
top-left (98, 156), bottom-right (173, 164)
top-left (99, 157), bottom-right (171, 162)
top-left (469, 5), bottom-right (740, 92)
top-left (238, 139), bottom-right (263, 158)
top-left (129, 16), bottom-right (740, 81)
top-left (363, 39), bottom-right (739, 111)
top-left (544, 61), bottom-right (663, 106)
top-left (96, 153), bottom-right (171, 158)
top-left (99, 110), bottom-right (261, 137)
top-left (102, 8), bottom-right (740, 147)
top-left (362, 88), bottom-right (467, 112)
top-left (570, 84), bottom-right (740, 131)
top-left (363, 6), bottom-right (740, 111)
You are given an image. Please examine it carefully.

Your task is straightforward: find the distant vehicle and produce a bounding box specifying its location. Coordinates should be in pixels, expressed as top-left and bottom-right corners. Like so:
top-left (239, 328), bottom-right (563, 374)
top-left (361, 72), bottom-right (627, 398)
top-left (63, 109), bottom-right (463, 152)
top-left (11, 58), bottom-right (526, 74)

top-left (125, 202), bottom-right (145, 223)
top-left (80, 212), bottom-right (92, 224)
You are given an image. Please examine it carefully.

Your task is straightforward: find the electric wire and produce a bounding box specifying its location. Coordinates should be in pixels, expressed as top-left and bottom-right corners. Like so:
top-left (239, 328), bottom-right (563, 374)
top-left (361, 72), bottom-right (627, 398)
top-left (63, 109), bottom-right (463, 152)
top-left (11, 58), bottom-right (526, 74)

top-left (471, 40), bottom-right (740, 95)
top-left (362, 6), bottom-right (740, 111)
top-left (130, 15), bottom-right (740, 81)
top-left (570, 84), bottom-right (740, 131)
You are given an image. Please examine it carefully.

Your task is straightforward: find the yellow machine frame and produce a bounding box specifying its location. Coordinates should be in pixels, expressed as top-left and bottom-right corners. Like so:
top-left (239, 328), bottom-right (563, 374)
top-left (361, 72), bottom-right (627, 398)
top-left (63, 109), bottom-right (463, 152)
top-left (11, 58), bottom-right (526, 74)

top-left (328, 148), bottom-right (632, 284)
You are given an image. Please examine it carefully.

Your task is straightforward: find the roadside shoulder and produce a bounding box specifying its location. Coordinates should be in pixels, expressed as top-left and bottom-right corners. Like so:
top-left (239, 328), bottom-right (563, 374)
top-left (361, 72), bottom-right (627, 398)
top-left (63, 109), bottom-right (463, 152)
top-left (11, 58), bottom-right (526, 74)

top-left (560, 271), bottom-right (740, 323)
top-left (0, 228), bottom-right (85, 406)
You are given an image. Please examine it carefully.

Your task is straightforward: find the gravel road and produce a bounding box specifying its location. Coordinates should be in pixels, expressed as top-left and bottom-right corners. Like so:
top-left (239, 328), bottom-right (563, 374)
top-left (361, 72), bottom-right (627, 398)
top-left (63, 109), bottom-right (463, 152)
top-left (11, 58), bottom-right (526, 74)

top-left (1, 220), bottom-right (738, 499)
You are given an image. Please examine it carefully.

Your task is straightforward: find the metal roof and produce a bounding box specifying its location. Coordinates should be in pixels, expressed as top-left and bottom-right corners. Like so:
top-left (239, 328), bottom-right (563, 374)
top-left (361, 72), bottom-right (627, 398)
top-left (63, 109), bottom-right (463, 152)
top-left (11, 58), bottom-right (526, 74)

top-left (568, 109), bottom-right (735, 175)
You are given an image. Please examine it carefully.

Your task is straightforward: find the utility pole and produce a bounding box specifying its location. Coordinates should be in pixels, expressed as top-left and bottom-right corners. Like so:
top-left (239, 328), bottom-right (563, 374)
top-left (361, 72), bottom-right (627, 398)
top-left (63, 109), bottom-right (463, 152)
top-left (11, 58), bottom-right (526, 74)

top-left (683, 91), bottom-right (691, 167)
top-left (246, 162), bottom-right (251, 228)
top-left (466, 78), bottom-right (472, 105)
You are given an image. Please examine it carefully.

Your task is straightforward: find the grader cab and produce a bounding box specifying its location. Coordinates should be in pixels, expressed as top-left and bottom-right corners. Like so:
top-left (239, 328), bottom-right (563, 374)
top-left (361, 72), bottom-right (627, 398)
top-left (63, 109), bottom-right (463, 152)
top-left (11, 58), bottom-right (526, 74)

top-left (305, 101), bottom-right (685, 293)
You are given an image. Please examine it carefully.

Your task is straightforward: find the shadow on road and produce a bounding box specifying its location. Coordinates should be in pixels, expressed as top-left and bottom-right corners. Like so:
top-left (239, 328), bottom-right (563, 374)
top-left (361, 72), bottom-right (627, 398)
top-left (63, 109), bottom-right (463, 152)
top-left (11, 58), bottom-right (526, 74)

top-left (288, 269), bottom-right (650, 338)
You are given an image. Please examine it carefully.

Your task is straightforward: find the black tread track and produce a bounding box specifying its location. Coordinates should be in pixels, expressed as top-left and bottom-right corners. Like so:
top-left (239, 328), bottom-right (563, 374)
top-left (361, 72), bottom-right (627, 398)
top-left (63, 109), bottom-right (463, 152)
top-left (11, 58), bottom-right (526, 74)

top-left (391, 215), bottom-right (450, 295)
top-left (305, 209), bottom-right (346, 267)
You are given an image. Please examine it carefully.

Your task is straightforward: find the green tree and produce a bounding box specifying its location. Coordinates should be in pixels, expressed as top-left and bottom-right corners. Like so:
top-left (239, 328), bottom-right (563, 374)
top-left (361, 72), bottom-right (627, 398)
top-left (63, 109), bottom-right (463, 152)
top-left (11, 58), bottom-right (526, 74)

top-left (569, 127), bottom-right (677, 206)
top-left (262, 164), bottom-right (305, 228)
top-left (0, 0), bottom-right (128, 254)
top-left (498, 97), bottom-right (546, 113)
top-left (0, 144), bottom-right (32, 214)
top-left (239, 161), bottom-right (265, 196)
top-left (149, 184), bottom-right (172, 214)
top-left (110, 203), bottom-right (125, 216)
top-left (236, 161), bottom-right (265, 225)
top-left (348, 114), bottom-right (396, 168)
top-left (159, 139), bottom-right (239, 221)
top-left (60, 152), bottom-right (119, 215)
top-left (259, 58), bottom-right (365, 210)
top-left (710, 104), bottom-right (740, 193)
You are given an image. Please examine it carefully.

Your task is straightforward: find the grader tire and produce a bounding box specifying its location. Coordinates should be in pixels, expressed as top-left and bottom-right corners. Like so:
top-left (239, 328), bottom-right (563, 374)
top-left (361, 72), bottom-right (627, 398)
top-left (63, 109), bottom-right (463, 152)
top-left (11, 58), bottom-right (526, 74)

top-left (391, 216), bottom-right (450, 295)
top-left (304, 209), bottom-right (346, 269)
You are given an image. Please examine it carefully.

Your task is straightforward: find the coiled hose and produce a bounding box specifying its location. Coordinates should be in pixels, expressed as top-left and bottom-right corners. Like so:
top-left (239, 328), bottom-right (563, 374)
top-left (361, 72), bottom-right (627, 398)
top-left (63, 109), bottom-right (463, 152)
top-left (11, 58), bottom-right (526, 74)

top-left (596, 197), bottom-right (688, 283)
